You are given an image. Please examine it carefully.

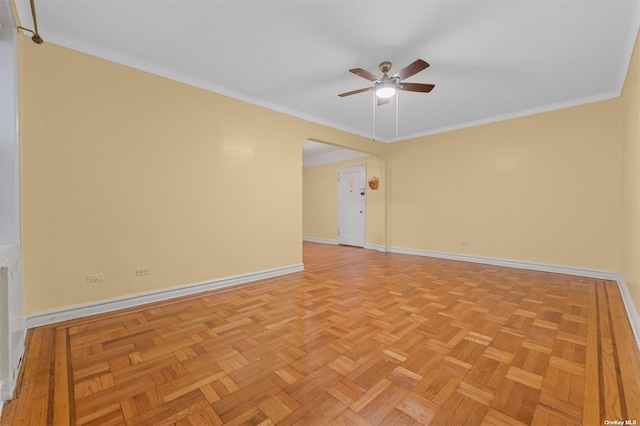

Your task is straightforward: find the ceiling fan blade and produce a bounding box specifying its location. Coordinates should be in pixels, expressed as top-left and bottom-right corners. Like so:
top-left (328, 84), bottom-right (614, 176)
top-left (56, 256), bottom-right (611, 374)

top-left (393, 59), bottom-right (429, 81)
top-left (399, 82), bottom-right (435, 93)
top-left (338, 87), bottom-right (373, 97)
top-left (377, 97), bottom-right (390, 106)
top-left (349, 68), bottom-right (379, 82)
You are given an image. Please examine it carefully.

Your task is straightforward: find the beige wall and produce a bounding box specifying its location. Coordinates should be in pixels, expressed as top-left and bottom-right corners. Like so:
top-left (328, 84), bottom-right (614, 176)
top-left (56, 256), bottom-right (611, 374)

top-left (621, 29), bottom-right (640, 313)
top-left (303, 156), bottom-right (385, 246)
top-left (19, 40), bottom-right (377, 314)
top-left (19, 32), bottom-right (639, 319)
top-left (386, 99), bottom-right (622, 272)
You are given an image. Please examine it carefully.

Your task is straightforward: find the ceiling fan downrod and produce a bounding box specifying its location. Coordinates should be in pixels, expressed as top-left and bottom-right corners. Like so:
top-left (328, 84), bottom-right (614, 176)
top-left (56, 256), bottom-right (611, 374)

top-left (17, 0), bottom-right (44, 44)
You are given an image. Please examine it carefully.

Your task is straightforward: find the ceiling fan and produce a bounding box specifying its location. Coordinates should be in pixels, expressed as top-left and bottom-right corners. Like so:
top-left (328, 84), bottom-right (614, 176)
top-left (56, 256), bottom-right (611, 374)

top-left (338, 59), bottom-right (435, 105)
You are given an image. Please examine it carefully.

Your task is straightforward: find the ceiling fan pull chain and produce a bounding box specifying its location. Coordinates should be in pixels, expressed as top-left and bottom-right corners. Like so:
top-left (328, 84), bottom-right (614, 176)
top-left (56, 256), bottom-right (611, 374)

top-left (396, 91), bottom-right (399, 137)
top-left (372, 90), bottom-right (376, 141)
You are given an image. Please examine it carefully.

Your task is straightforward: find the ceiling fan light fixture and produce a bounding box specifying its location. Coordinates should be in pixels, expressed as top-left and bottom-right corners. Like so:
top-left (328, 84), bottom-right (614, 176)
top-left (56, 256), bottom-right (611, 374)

top-left (375, 82), bottom-right (396, 99)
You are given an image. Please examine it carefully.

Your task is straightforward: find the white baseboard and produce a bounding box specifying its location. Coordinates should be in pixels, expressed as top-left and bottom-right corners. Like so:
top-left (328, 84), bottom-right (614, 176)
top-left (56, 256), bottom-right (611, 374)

top-left (306, 240), bottom-right (618, 279)
top-left (303, 237), bottom-right (338, 245)
top-left (364, 243), bottom-right (387, 252)
top-left (26, 263), bottom-right (304, 329)
top-left (303, 238), bottom-right (388, 253)
top-left (615, 274), bottom-right (640, 350)
top-left (386, 246), bottom-right (619, 280)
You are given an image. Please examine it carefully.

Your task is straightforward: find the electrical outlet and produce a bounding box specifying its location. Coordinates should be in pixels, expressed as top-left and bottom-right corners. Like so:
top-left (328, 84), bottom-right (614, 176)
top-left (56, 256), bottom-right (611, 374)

top-left (87, 273), bottom-right (104, 283)
top-left (136, 267), bottom-right (150, 276)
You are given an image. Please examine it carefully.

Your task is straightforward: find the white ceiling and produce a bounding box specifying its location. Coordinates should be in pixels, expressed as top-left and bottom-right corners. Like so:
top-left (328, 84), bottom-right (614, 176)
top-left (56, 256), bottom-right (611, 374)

top-left (15, 0), bottom-right (640, 142)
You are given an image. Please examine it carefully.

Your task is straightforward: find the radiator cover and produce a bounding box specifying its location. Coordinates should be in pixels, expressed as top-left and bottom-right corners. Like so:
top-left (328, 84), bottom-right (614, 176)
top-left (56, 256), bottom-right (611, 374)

top-left (0, 250), bottom-right (24, 402)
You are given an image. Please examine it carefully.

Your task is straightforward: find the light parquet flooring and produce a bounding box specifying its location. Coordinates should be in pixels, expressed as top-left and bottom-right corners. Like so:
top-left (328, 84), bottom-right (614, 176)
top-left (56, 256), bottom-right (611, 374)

top-left (2, 242), bottom-right (640, 425)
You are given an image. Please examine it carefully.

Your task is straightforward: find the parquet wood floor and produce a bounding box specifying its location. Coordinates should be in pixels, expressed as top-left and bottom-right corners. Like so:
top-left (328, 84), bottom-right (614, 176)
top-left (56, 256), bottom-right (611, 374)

top-left (2, 242), bottom-right (640, 425)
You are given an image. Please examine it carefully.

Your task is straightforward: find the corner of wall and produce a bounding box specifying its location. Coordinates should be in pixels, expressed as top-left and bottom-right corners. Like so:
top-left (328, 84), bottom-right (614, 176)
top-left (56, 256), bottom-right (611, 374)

top-left (617, 274), bottom-right (640, 350)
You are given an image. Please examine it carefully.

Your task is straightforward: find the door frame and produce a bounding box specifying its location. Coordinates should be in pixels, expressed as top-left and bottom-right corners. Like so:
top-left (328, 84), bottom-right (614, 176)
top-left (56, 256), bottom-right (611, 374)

top-left (337, 164), bottom-right (366, 247)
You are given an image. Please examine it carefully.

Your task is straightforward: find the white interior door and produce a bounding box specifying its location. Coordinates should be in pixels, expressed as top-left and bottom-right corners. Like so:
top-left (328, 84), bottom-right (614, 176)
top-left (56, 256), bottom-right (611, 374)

top-left (337, 165), bottom-right (366, 247)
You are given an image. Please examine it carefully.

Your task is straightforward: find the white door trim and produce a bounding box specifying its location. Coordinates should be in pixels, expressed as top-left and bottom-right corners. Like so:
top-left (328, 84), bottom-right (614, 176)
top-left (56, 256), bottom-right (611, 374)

top-left (337, 164), bottom-right (366, 247)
